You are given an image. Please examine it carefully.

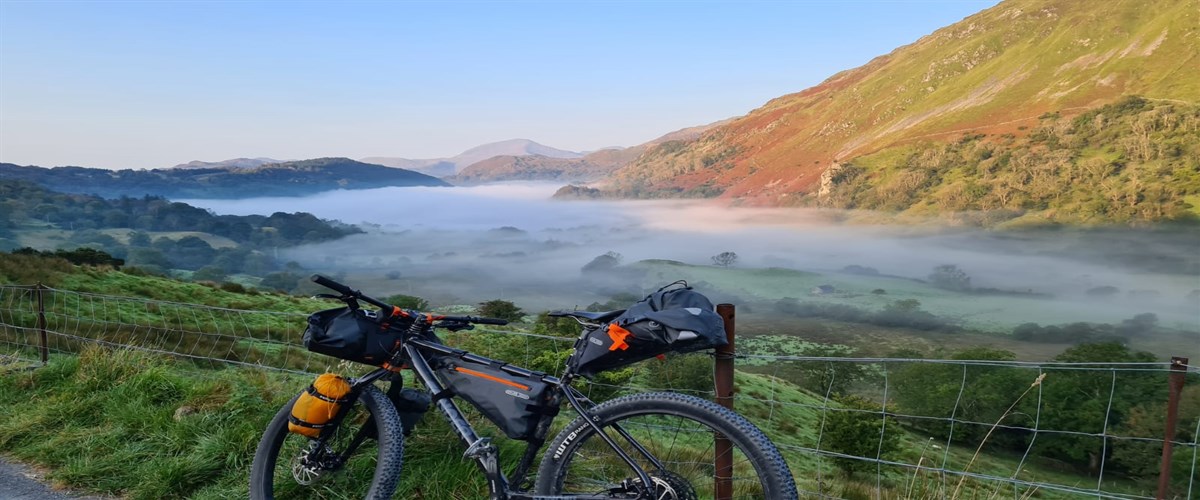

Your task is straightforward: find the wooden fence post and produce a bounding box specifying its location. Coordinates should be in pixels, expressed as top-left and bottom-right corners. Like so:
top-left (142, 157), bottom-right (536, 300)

top-left (1156, 356), bottom-right (1189, 499)
top-left (714, 304), bottom-right (736, 500)
top-left (35, 283), bottom-right (48, 365)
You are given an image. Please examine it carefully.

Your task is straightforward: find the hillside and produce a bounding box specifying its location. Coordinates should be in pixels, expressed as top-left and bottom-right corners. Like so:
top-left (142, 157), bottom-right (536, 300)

top-left (0, 180), bottom-right (361, 278)
top-left (596, 0), bottom-right (1200, 223)
top-left (0, 157), bottom-right (448, 199)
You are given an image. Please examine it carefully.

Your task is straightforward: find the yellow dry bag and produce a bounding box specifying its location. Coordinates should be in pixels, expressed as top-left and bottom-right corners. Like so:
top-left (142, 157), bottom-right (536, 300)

top-left (288, 373), bottom-right (352, 438)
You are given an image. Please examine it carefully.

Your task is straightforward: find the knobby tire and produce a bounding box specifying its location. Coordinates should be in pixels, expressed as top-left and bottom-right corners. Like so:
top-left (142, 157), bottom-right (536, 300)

top-left (250, 385), bottom-right (403, 500)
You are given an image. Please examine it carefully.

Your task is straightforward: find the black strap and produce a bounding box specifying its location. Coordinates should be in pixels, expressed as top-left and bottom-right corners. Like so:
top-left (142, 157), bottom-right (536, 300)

top-left (288, 415), bottom-right (327, 429)
top-left (305, 384), bottom-right (352, 404)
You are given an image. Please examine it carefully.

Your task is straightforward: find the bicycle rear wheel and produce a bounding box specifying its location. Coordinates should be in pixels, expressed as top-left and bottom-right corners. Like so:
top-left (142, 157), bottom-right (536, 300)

top-left (536, 391), bottom-right (797, 499)
top-left (250, 384), bottom-right (403, 500)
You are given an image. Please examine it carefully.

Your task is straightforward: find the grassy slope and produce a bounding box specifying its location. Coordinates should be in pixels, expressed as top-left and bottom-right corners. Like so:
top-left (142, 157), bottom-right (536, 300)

top-left (0, 348), bottom-right (1151, 499)
top-left (0, 264), bottom-right (1178, 498)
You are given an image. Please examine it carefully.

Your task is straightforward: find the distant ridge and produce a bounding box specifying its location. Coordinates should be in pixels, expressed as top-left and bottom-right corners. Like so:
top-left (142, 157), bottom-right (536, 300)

top-left (172, 158), bottom-right (285, 170)
top-left (363, 138), bottom-right (582, 177)
top-left (452, 120), bottom-right (734, 185)
top-left (0, 157), bottom-right (448, 199)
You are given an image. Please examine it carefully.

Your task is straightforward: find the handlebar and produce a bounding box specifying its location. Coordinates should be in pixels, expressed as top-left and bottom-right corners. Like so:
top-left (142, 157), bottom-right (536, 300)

top-left (310, 274), bottom-right (509, 326)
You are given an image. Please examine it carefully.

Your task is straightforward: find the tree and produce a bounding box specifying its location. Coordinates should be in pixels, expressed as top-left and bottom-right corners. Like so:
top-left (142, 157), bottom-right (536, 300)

top-left (824, 395), bottom-right (900, 475)
top-left (892, 348), bottom-right (1032, 448)
top-left (1036, 342), bottom-right (1161, 473)
top-left (382, 294), bottom-right (429, 311)
top-left (125, 248), bottom-right (172, 271)
top-left (478, 299), bottom-right (524, 322)
top-left (582, 251), bottom-right (623, 274)
top-left (191, 266), bottom-right (228, 282)
top-left (711, 251), bottom-right (738, 267)
top-left (928, 264), bottom-right (971, 291)
top-left (127, 231), bottom-right (152, 247)
top-left (260, 272), bottom-right (301, 292)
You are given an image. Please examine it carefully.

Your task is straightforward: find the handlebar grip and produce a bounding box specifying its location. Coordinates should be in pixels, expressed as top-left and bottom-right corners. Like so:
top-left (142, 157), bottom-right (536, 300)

top-left (311, 274), bottom-right (355, 296)
top-left (472, 317), bottom-right (508, 326)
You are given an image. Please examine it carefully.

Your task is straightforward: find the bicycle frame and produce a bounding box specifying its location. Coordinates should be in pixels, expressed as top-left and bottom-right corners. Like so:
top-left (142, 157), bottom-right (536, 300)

top-left (336, 320), bottom-right (664, 500)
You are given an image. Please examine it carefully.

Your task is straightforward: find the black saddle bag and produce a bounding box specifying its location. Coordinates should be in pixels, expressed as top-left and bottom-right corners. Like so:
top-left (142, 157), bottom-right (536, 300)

top-left (567, 284), bottom-right (727, 378)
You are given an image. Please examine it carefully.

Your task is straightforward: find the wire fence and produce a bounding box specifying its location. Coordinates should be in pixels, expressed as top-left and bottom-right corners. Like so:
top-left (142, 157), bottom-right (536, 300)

top-left (1, 284), bottom-right (1196, 499)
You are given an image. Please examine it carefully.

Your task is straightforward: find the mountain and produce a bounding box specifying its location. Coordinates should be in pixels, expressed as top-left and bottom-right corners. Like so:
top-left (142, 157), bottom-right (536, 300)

top-left (452, 121), bottom-right (734, 185)
top-left (173, 158), bottom-right (285, 169)
top-left (594, 0), bottom-right (1200, 224)
top-left (452, 155), bottom-right (616, 185)
top-left (0, 158), bottom-right (449, 199)
top-left (362, 139), bottom-right (582, 177)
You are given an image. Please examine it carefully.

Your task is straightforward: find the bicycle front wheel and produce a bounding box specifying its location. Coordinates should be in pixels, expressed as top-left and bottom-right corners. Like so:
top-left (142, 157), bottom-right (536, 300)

top-left (250, 384), bottom-right (403, 500)
top-left (535, 391), bottom-right (797, 499)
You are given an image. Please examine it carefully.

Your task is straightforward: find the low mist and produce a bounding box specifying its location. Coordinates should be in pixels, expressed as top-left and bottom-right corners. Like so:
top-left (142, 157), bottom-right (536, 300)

top-left (182, 184), bottom-right (1200, 357)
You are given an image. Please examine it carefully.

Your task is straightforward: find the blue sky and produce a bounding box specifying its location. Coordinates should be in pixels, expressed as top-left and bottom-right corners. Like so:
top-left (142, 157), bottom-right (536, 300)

top-left (0, 0), bottom-right (998, 169)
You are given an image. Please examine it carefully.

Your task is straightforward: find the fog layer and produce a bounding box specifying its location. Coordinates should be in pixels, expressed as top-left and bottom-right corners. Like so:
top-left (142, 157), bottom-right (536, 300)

top-left (181, 184), bottom-right (1200, 355)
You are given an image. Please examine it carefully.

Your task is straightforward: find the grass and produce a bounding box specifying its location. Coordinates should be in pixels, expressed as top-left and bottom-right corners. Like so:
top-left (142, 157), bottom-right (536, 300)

top-left (0, 346), bottom-right (494, 499)
top-left (1, 342), bottom-right (1177, 499)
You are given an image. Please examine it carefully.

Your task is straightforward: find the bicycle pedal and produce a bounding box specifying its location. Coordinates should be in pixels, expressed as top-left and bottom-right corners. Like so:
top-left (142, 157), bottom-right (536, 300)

top-left (463, 437), bottom-right (494, 459)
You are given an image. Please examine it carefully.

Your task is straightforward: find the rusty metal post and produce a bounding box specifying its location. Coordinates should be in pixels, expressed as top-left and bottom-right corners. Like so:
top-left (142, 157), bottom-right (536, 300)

top-left (1157, 356), bottom-right (1188, 499)
top-left (714, 304), bottom-right (736, 500)
top-left (35, 283), bottom-right (48, 365)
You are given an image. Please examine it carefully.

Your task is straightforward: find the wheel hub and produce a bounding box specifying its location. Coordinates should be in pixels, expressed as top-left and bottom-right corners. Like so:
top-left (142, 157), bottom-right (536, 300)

top-left (290, 443), bottom-right (341, 485)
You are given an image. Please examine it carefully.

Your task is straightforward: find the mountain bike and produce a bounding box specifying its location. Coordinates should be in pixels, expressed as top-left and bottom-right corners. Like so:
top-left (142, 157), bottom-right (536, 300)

top-left (249, 274), bottom-right (797, 499)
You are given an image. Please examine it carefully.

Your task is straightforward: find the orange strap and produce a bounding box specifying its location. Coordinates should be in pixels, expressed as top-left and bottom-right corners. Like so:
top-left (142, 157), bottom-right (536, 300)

top-left (607, 324), bottom-right (632, 351)
top-left (454, 366), bottom-right (531, 391)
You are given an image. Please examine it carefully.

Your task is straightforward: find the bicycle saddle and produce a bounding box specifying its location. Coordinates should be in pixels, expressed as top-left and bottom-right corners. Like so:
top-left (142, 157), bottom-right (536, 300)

top-left (548, 309), bottom-right (626, 323)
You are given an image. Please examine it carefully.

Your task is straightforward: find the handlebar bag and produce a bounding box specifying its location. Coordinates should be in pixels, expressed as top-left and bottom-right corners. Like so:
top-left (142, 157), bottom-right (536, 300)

top-left (303, 307), bottom-right (403, 365)
top-left (435, 359), bottom-right (557, 441)
top-left (567, 286), bottom-right (727, 378)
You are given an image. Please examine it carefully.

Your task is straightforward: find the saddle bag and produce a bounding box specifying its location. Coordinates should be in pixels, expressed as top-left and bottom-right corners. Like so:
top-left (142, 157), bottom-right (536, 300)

top-left (435, 359), bottom-right (557, 441)
top-left (567, 284), bottom-right (727, 378)
top-left (288, 373), bottom-right (352, 438)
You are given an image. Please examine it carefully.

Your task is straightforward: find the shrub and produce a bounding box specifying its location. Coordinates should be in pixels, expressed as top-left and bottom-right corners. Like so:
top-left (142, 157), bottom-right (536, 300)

top-left (824, 395), bottom-right (900, 475)
top-left (219, 282), bottom-right (247, 294)
top-left (477, 299), bottom-right (524, 322)
top-left (928, 264), bottom-right (971, 291)
top-left (191, 266), bottom-right (228, 282)
top-left (711, 251), bottom-right (738, 267)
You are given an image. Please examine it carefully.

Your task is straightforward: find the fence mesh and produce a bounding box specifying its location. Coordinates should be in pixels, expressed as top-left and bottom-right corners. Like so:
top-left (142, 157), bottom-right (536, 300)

top-left (1, 284), bottom-right (1196, 499)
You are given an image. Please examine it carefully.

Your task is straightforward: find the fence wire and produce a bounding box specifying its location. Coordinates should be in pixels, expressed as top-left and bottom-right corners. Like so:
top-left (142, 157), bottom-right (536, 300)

top-left (0, 285), bottom-right (1195, 499)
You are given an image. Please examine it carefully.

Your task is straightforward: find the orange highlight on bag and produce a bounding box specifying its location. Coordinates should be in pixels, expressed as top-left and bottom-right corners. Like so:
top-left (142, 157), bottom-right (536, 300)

top-left (607, 324), bottom-right (631, 351)
top-left (454, 366), bottom-right (531, 391)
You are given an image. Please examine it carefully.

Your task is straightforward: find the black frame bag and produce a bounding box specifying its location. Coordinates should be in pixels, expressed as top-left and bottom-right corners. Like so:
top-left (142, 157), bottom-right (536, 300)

top-left (435, 358), bottom-right (557, 441)
top-left (303, 307), bottom-right (403, 365)
top-left (568, 284), bottom-right (727, 378)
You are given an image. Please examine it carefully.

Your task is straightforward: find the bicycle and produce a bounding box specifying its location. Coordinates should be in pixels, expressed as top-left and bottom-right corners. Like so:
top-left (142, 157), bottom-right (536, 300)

top-left (249, 274), bottom-right (797, 499)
